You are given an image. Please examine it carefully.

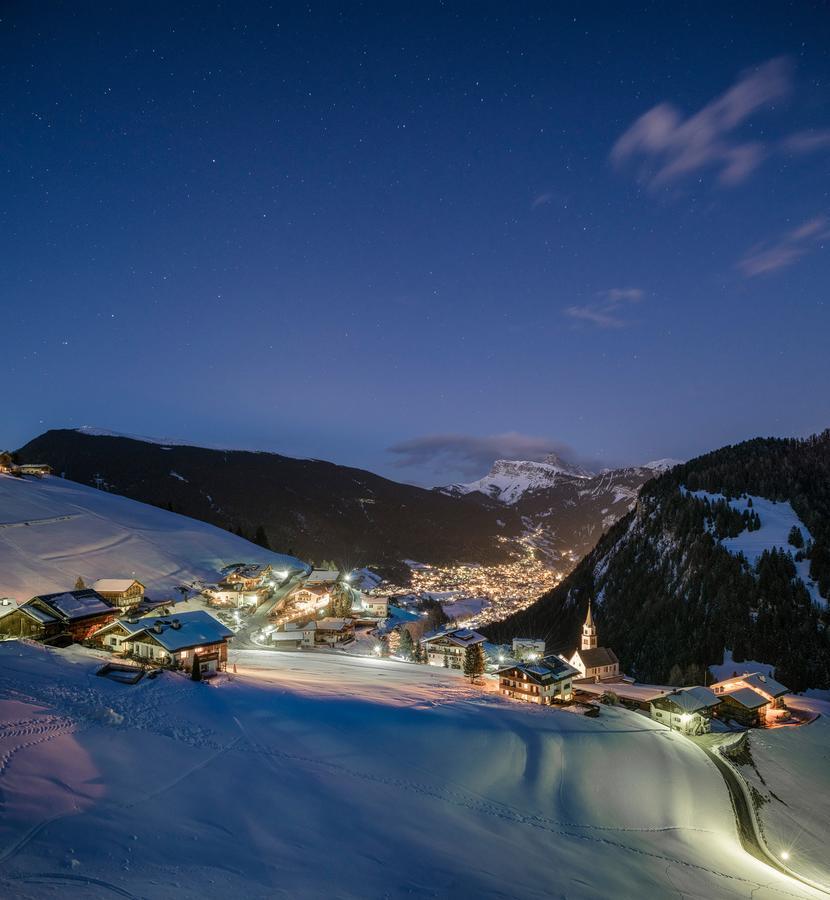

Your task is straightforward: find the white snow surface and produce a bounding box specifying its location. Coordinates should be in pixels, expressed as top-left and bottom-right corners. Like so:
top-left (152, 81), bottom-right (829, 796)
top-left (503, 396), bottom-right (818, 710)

top-left (643, 458), bottom-right (683, 472)
top-left (731, 694), bottom-right (830, 889)
top-left (686, 490), bottom-right (825, 608)
top-left (0, 473), bottom-right (307, 602)
top-left (0, 641), bottom-right (823, 899)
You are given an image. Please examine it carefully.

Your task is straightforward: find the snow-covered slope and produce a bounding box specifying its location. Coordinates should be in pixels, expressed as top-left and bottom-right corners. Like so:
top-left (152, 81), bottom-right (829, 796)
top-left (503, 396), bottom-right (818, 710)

top-left (687, 490), bottom-right (825, 608)
top-left (0, 641), bottom-right (821, 899)
top-left (443, 454), bottom-right (593, 503)
top-left (0, 473), bottom-right (307, 601)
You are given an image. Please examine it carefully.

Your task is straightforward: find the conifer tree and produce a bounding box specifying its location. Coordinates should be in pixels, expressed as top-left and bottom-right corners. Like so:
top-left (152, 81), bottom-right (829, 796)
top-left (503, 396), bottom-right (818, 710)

top-left (443, 650), bottom-right (450, 668)
top-left (74, 575), bottom-right (86, 590)
top-left (788, 525), bottom-right (804, 549)
top-left (398, 628), bottom-right (414, 660)
top-left (463, 644), bottom-right (485, 683)
top-left (190, 655), bottom-right (202, 681)
top-left (254, 525), bottom-right (271, 549)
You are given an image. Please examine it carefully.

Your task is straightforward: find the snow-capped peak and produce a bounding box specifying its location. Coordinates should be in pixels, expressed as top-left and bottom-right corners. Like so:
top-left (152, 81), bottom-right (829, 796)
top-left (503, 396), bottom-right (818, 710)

top-left (442, 455), bottom-right (594, 504)
top-left (642, 458), bottom-right (683, 472)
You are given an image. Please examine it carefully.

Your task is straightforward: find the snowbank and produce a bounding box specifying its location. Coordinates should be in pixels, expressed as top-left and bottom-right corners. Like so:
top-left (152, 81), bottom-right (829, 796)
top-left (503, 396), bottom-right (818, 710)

top-left (0, 640), bottom-right (823, 898)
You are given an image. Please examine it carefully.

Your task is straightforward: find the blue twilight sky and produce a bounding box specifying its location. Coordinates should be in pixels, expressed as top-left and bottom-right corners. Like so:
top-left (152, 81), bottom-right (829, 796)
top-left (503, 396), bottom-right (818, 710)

top-left (1, 2), bottom-right (828, 486)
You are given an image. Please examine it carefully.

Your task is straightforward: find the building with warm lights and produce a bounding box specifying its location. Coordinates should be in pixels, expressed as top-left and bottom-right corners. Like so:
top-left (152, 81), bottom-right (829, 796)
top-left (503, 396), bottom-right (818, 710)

top-left (94, 610), bottom-right (233, 674)
top-left (498, 655), bottom-right (580, 705)
top-left (650, 686), bottom-right (721, 734)
top-left (0, 589), bottom-right (117, 643)
top-left (421, 627), bottom-right (486, 668)
top-left (710, 672), bottom-right (789, 708)
top-left (93, 578), bottom-right (145, 610)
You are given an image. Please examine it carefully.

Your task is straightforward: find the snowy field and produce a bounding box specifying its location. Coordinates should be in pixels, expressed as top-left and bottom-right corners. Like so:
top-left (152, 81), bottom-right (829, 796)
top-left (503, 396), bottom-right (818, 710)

top-left (0, 641), bottom-right (825, 899)
top-left (686, 490), bottom-right (825, 608)
top-left (732, 693), bottom-right (830, 890)
top-left (0, 474), bottom-right (306, 602)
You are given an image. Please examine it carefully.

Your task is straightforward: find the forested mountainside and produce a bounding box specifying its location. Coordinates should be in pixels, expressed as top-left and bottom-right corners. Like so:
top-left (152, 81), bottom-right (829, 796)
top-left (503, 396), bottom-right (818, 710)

top-left (486, 432), bottom-right (830, 691)
top-left (16, 430), bottom-right (523, 574)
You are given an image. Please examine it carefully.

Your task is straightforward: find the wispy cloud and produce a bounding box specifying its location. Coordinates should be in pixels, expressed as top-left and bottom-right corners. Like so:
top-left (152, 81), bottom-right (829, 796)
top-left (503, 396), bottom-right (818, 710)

top-left (611, 57), bottom-right (793, 189)
top-left (781, 129), bottom-right (830, 155)
top-left (564, 287), bottom-right (644, 329)
top-left (531, 192), bottom-right (553, 209)
top-left (737, 216), bottom-right (830, 277)
top-left (387, 432), bottom-right (575, 479)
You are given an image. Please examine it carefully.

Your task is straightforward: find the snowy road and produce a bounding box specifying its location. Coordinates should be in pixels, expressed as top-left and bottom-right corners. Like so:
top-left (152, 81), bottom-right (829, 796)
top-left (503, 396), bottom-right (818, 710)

top-left (0, 640), bottom-right (825, 899)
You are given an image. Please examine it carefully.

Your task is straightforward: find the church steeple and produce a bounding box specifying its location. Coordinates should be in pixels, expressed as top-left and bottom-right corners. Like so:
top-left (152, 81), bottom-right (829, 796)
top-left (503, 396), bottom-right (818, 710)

top-left (581, 601), bottom-right (597, 651)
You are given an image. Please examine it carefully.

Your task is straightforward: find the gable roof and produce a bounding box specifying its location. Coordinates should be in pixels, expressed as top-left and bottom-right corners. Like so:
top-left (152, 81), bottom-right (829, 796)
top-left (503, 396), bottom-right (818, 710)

top-left (19, 605), bottom-right (59, 625)
top-left (29, 589), bottom-right (113, 621)
top-left (422, 627), bottom-right (486, 648)
top-left (314, 617), bottom-right (352, 631)
top-left (743, 672), bottom-right (788, 696)
top-left (663, 686), bottom-right (721, 713)
top-left (93, 579), bottom-right (144, 593)
top-left (721, 687), bottom-right (769, 710)
top-left (573, 646), bottom-right (618, 669)
top-left (306, 569), bottom-right (340, 584)
top-left (498, 655), bottom-right (580, 685)
top-left (122, 611), bottom-right (233, 652)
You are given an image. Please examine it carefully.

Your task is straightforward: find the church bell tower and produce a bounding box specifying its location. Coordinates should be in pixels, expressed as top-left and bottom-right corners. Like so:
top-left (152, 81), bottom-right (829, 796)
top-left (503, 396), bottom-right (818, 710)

top-left (581, 601), bottom-right (598, 651)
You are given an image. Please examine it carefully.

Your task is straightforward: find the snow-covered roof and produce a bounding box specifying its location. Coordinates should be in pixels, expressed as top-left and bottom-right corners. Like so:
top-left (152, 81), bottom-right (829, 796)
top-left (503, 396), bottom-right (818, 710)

top-left (314, 617), bottom-right (352, 632)
top-left (270, 629), bottom-right (307, 642)
top-left (306, 569), bottom-right (340, 584)
top-left (735, 672), bottom-right (788, 697)
top-left (498, 655), bottom-right (580, 684)
top-left (573, 646), bottom-right (619, 669)
top-left (93, 579), bottom-right (144, 593)
top-left (32, 590), bottom-right (113, 620)
top-left (123, 611), bottom-right (233, 652)
top-left (20, 605), bottom-right (59, 624)
top-left (711, 672), bottom-right (789, 697)
top-left (422, 627), bottom-right (486, 648)
top-left (721, 687), bottom-right (769, 710)
top-left (664, 686), bottom-right (721, 713)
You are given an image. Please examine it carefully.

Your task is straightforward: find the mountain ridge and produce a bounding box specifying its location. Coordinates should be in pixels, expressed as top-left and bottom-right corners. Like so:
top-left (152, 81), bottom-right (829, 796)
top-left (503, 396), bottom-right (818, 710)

top-left (485, 431), bottom-right (830, 690)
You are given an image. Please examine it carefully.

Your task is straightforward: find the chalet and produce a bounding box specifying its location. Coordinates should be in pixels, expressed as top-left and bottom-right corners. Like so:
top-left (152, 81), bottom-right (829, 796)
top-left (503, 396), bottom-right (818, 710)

top-left (98, 611), bottom-right (233, 675)
top-left (0, 589), bottom-right (117, 643)
top-left (93, 616), bottom-right (147, 653)
top-left (289, 582), bottom-right (333, 607)
top-left (569, 603), bottom-right (620, 682)
top-left (512, 638), bottom-right (546, 661)
top-left (268, 622), bottom-right (317, 649)
top-left (717, 687), bottom-right (770, 727)
top-left (353, 593), bottom-right (389, 619)
top-left (710, 672), bottom-right (789, 708)
top-left (206, 584), bottom-right (270, 610)
top-left (650, 686), bottom-right (721, 735)
top-left (498, 656), bottom-right (580, 705)
top-left (222, 563), bottom-right (273, 590)
top-left (93, 578), bottom-right (145, 610)
top-left (17, 463), bottom-right (53, 477)
top-left (305, 569), bottom-right (340, 586)
top-left (313, 617), bottom-right (354, 645)
top-left (421, 627), bottom-right (486, 669)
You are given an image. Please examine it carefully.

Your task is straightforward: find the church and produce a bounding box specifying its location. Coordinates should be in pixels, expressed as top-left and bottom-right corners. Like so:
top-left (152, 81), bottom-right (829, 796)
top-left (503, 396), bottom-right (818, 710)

top-left (568, 602), bottom-right (620, 682)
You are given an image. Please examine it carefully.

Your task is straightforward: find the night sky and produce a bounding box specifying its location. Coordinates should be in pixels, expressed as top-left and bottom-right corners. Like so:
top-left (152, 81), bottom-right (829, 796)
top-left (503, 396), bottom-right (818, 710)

top-left (2, 3), bottom-right (828, 485)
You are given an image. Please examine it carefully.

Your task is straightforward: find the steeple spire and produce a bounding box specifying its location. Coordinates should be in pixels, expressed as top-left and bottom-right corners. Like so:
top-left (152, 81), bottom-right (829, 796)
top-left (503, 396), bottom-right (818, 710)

top-left (581, 601), bottom-right (597, 651)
